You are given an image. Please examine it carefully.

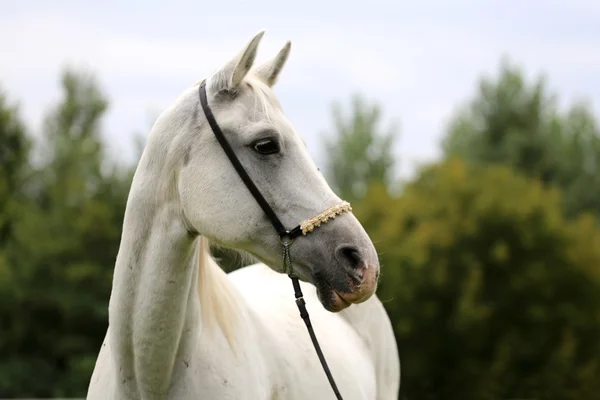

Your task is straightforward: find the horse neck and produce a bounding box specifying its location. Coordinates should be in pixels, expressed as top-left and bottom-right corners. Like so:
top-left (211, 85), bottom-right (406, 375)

top-left (107, 145), bottom-right (202, 398)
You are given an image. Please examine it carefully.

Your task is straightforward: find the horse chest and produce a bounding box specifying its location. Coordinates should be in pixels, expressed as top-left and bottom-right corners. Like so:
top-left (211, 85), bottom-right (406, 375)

top-left (186, 331), bottom-right (375, 400)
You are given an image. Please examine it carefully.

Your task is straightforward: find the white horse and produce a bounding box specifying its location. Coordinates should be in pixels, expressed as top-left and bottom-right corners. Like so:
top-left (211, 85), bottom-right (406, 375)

top-left (86, 31), bottom-right (400, 400)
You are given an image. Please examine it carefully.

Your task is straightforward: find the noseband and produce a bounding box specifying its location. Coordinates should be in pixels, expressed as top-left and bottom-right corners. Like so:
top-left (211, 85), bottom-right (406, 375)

top-left (199, 80), bottom-right (348, 399)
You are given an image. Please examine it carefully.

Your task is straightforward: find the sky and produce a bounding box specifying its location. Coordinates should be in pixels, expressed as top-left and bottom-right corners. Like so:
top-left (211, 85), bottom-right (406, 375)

top-left (2, 0), bottom-right (599, 179)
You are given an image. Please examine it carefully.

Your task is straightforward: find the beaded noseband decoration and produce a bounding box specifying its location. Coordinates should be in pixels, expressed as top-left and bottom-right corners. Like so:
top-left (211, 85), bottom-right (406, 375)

top-left (199, 80), bottom-right (349, 400)
top-left (300, 201), bottom-right (352, 236)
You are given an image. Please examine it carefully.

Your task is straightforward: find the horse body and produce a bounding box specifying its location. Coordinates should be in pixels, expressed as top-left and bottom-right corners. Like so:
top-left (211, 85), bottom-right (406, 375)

top-left (86, 31), bottom-right (400, 399)
top-left (89, 260), bottom-right (398, 399)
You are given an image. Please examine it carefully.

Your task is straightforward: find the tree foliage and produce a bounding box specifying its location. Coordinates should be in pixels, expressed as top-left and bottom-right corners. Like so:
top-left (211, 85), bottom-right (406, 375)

top-left (0, 70), bottom-right (130, 397)
top-left (442, 59), bottom-right (600, 218)
top-left (0, 88), bottom-right (30, 244)
top-left (323, 94), bottom-right (399, 203)
top-left (355, 159), bottom-right (600, 400)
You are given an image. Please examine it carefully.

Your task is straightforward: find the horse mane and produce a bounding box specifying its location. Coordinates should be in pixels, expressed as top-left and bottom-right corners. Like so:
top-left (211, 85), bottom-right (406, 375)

top-left (197, 236), bottom-right (244, 352)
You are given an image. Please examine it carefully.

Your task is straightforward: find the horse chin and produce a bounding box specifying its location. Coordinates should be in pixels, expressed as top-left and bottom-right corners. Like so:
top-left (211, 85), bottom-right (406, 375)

top-left (314, 277), bottom-right (352, 313)
top-left (327, 289), bottom-right (353, 312)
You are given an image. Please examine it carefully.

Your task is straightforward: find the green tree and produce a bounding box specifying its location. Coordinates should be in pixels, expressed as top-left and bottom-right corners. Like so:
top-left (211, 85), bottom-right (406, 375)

top-left (0, 89), bottom-right (32, 389)
top-left (356, 159), bottom-right (600, 400)
top-left (0, 88), bottom-right (30, 243)
top-left (323, 94), bottom-right (399, 203)
top-left (442, 58), bottom-right (600, 218)
top-left (0, 70), bottom-right (130, 397)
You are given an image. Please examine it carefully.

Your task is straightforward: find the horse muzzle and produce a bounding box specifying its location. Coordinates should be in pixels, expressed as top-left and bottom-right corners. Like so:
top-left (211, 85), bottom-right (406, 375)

top-left (315, 258), bottom-right (380, 312)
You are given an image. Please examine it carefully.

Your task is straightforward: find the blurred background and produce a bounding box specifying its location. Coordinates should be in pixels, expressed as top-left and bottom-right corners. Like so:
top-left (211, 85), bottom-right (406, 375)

top-left (1, 0), bottom-right (600, 399)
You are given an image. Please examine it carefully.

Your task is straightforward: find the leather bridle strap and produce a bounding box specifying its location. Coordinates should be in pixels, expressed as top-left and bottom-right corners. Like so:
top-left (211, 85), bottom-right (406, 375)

top-left (198, 80), bottom-right (301, 239)
top-left (198, 80), bottom-right (343, 399)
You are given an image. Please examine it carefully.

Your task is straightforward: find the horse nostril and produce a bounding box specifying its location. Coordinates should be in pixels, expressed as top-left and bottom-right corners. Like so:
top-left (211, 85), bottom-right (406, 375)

top-left (336, 245), bottom-right (363, 270)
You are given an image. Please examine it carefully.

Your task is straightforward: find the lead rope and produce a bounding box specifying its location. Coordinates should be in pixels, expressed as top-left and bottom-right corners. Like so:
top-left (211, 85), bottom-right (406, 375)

top-left (281, 237), bottom-right (344, 400)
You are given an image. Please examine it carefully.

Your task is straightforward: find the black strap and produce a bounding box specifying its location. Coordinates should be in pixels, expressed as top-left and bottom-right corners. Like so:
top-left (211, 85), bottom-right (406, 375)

top-left (199, 80), bottom-right (291, 237)
top-left (283, 243), bottom-right (343, 400)
top-left (199, 79), bottom-right (343, 399)
top-left (291, 277), bottom-right (344, 399)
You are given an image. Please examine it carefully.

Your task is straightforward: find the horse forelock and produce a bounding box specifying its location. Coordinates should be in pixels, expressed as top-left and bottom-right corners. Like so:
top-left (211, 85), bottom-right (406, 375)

top-left (191, 74), bottom-right (282, 123)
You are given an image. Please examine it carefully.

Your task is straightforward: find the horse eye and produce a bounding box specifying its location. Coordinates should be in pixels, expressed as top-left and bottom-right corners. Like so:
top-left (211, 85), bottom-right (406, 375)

top-left (253, 139), bottom-right (280, 155)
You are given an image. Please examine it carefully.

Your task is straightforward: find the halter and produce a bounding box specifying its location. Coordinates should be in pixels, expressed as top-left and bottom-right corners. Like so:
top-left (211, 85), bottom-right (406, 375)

top-left (199, 80), bottom-right (349, 399)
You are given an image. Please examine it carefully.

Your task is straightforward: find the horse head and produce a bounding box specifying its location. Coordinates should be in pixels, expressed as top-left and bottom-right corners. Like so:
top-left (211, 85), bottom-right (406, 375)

top-left (158, 31), bottom-right (380, 312)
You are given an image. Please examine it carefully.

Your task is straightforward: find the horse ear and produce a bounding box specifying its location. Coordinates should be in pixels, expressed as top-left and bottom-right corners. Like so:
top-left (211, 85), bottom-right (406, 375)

top-left (253, 41), bottom-right (291, 87)
top-left (211, 30), bottom-right (265, 92)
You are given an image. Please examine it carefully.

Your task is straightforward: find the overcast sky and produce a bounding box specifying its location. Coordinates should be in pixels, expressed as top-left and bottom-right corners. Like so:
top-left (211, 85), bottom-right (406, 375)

top-left (2, 0), bottom-right (599, 179)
